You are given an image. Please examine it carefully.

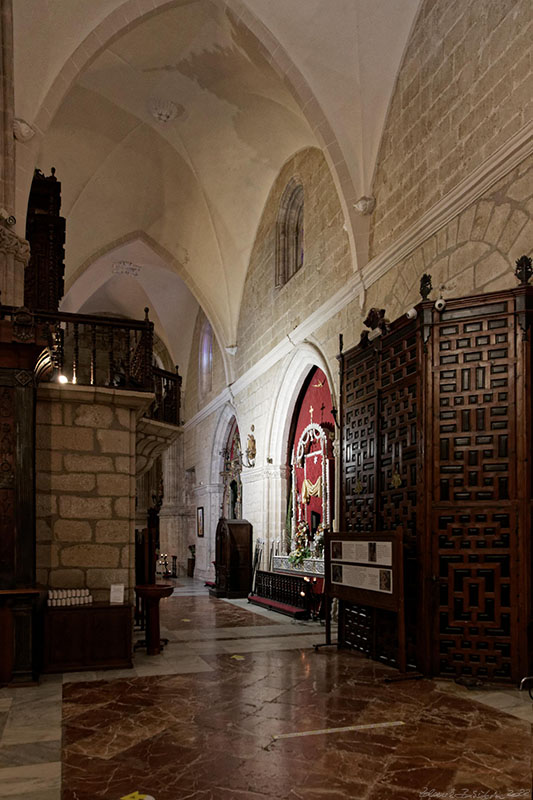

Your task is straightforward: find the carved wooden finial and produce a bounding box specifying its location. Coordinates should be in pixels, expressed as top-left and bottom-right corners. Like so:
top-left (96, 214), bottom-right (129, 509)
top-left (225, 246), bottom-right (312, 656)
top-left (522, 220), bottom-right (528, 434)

top-left (144, 307), bottom-right (150, 320)
top-left (515, 255), bottom-right (533, 286)
top-left (363, 308), bottom-right (387, 331)
top-left (420, 273), bottom-right (432, 300)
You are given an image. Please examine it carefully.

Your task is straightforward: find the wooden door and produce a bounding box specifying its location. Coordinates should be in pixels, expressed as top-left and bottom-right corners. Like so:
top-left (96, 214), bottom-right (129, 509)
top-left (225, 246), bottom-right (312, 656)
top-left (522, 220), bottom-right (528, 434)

top-left (429, 294), bottom-right (520, 681)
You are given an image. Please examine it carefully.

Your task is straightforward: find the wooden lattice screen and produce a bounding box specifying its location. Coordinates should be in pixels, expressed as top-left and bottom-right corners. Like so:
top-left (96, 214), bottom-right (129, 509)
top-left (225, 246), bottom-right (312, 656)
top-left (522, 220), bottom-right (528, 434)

top-left (339, 286), bottom-right (533, 682)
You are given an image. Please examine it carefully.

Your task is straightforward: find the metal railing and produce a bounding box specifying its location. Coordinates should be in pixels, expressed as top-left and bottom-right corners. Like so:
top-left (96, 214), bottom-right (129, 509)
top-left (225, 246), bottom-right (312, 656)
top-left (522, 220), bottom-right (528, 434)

top-left (0, 301), bottom-right (181, 426)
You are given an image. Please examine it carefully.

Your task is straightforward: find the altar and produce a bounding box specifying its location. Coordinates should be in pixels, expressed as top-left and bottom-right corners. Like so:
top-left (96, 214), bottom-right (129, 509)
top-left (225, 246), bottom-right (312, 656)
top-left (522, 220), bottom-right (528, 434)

top-left (248, 367), bottom-right (333, 618)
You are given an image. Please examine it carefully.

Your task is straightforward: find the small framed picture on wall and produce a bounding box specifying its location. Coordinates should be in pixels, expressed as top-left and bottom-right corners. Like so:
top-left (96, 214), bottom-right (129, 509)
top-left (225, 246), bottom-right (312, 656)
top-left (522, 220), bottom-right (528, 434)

top-left (197, 507), bottom-right (204, 537)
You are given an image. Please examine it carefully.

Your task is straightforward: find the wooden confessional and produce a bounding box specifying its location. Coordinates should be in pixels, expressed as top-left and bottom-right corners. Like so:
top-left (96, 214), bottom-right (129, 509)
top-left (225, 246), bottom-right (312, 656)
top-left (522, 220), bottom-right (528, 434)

top-left (339, 268), bottom-right (533, 683)
top-left (211, 518), bottom-right (253, 598)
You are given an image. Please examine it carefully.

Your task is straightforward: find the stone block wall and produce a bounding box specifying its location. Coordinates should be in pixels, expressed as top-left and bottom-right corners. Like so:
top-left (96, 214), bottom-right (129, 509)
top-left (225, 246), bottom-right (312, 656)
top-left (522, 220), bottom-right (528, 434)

top-left (235, 147), bottom-right (351, 375)
top-left (35, 383), bottom-right (150, 601)
top-left (365, 153), bottom-right (533, 324)
top-left (370, 0), bottom-right (533, 258)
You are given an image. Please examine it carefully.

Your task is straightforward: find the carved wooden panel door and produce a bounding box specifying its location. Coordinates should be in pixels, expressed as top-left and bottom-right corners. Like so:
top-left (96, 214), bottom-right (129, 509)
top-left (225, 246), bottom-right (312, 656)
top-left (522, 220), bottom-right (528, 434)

top-left (429, 295), bottom-right (522, 681)
top-left (340, 317), bottom-right (421, 666)
top-left (342, 347), bottom-right (377, 533)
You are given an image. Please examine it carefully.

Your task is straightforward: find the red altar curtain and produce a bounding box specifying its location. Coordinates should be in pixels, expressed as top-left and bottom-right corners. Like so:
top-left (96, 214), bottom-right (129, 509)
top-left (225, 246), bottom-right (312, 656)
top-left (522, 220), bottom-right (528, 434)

top-left (291, 367), bottom-right (334, 530)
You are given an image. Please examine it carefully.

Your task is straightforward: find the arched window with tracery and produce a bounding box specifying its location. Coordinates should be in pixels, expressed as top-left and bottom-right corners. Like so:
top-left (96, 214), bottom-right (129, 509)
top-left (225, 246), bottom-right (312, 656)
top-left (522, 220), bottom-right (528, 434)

top-left (199, 320), bottom-right (213, 397)
top-left (276, 179), bottom-right (304, 287)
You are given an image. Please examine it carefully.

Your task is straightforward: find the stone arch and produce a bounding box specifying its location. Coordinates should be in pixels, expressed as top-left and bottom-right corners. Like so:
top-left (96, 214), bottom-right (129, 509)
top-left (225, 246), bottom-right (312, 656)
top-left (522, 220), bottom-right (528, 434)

top-left (266, 342), bottom-right (337, 468)
top-left (257, 341), bottom-right (338, 545)
top-left (210, 402), bottom-right (240, 485)
top-left (61, 229), bottom-right (232, 384)
top-left (366, 168), bottom-right (533, 325)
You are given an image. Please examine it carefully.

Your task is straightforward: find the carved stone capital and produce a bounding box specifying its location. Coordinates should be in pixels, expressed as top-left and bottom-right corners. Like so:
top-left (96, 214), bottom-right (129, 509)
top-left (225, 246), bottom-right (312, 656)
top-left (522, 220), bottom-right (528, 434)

top-left (353, 195), bottom-right (376, 215)
top-left (13, 118), bottom-right (36, 143)
top-left (0, 226), bottom-right (30, 265)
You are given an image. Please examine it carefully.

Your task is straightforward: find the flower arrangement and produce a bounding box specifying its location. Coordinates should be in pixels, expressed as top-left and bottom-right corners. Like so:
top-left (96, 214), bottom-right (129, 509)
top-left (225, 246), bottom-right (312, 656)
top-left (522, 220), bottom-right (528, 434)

top-left (312, 522), bottom-right (327, 557)
top-left (288, 520), bottom-right (311, 566)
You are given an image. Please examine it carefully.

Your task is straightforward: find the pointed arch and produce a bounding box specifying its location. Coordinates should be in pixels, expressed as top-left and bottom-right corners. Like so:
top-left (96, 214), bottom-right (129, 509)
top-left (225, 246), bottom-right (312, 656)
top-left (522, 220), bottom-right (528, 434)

top-left (265, 342), bottom-right (338, 469)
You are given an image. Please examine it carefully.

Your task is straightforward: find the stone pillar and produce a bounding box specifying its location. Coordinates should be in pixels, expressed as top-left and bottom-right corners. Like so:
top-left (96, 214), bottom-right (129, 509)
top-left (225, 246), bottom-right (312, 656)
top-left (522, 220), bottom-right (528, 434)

top-left (192, 482), bottom-right (221, 581)
top-left (240, 463), bottom-right (289, 568)
top-left (135, 471), bottom-right (150, 530)
top-left (1, 0), bottom-right (15, 216)
top-left (159, 438), bottom-right (181, 562)
top-left (0, 0), bottom-right (29, 307)
top-left (0, 226), bottom-right (30, 307)
top-left (35, 383), bottom-right (152, 602)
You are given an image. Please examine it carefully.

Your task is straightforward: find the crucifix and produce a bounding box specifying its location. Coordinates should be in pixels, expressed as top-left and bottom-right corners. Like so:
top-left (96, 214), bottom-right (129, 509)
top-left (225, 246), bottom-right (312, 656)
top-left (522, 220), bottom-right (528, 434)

top-left (309, 404), bottom-right (314, 423)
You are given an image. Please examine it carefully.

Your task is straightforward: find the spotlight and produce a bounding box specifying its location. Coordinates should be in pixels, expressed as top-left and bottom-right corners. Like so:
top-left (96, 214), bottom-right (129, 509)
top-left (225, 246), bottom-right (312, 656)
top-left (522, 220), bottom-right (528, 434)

top-left (406, 307), bottom-right (417, 320)
top-left (435, 298), bottom-right (446, 312)
top-left (58, 374), bottom-right (68, 384)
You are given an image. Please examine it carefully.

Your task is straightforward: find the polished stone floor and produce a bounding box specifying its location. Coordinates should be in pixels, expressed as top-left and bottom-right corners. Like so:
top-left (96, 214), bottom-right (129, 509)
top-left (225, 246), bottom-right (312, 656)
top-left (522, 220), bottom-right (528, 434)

top-left (1, 578), bottom-right (532, 800)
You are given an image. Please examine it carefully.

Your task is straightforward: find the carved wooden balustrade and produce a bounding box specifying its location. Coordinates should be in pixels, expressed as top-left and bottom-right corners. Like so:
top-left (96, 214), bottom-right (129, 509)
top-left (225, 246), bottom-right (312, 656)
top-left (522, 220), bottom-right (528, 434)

top-left (151, 366), bottom-right (182, 426)
top-left (0, 302), bottom-right (181, 426)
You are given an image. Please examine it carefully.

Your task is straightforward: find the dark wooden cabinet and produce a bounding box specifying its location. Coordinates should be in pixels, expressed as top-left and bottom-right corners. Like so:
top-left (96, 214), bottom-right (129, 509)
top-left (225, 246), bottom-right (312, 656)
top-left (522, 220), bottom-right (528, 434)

top-left (211, 518), bottom-right (253, 598)
top-left (340, 285), bottom-right (533, 683)
top-left (43, 603), bottom-right (132, 673)
top-left (0, 589), bottom-right (43, 685)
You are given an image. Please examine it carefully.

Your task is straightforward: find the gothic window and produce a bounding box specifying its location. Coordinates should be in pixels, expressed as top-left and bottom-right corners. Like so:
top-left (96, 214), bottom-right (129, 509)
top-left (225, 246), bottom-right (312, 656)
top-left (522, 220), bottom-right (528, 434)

top-left (276, 179), bottom-right (304, 287)
top-left (199, 320), bottom-right (213, 397)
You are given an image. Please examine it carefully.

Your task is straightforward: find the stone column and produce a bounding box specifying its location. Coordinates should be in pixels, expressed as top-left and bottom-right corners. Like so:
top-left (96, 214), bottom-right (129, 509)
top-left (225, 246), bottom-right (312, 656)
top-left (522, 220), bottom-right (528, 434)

top-left (240, 463), bottom-right (289, 568)
top-left (135, 471), bottom-right (150, 531)
top-left (159, 438), bottom-right (190, 575)
top-left (0, 0), bottom-right (29, 306)
top-left (192, 482), bottom-right (222, 581)
top-left (35, 383), bottom-right (152, 602)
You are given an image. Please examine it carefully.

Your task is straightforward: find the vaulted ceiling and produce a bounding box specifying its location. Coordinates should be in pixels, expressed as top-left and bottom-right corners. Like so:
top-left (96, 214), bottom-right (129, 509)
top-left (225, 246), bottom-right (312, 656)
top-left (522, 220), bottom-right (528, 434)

top-left (13, 0), bottom-right (420, 380)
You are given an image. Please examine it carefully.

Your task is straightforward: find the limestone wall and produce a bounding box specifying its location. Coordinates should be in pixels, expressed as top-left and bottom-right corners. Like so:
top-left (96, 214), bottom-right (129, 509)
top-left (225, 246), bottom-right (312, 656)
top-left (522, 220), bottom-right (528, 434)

top-left (235, 147), bottom-right (351, 375)
top-left (180, 0), bottom-right (533, 565)
top-left (35, 384), bottom-right (150, 601)
top-left (365, 154), bottom-right (533, 322)
top-left (370, 0), bottom-right (533, 258)
top-left (182, 148), bottom-right (533, 564)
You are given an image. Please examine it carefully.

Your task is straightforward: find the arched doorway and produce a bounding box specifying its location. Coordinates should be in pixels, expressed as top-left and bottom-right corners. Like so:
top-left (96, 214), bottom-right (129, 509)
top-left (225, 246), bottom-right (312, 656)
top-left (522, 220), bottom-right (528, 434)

top-left (285, 366), bottom-right (335, 564)
top-left (221, 418), bottom-right (242, 520)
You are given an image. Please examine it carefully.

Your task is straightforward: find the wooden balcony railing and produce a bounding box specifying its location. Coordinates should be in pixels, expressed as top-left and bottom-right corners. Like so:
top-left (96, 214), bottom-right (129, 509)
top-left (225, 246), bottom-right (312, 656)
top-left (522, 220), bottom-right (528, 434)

top-left (0, 301), bottom-right (181, 426)
top-left (151, 366), bottom-right (182, 426)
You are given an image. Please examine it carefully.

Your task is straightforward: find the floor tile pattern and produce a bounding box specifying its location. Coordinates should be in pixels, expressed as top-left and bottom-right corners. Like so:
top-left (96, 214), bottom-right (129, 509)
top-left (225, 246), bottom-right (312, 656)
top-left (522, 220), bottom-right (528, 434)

top-left (61, 650), bottom-right (533, 800)
top-left (159, 593), bottom-right (278, 630)
top-left (2, 579), bottom-right (532, 800)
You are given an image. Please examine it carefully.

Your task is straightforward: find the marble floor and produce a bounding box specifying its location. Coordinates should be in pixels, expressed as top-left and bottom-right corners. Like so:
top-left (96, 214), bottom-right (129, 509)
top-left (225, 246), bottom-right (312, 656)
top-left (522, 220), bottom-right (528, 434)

top-left (1, 579), bottom-right (532, 800)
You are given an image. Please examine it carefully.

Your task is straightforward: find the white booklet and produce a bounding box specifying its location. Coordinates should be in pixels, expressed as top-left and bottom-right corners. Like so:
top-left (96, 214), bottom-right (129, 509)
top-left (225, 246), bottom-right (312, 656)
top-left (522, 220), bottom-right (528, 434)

top-left (109, 583), bottom-right (125, 604)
